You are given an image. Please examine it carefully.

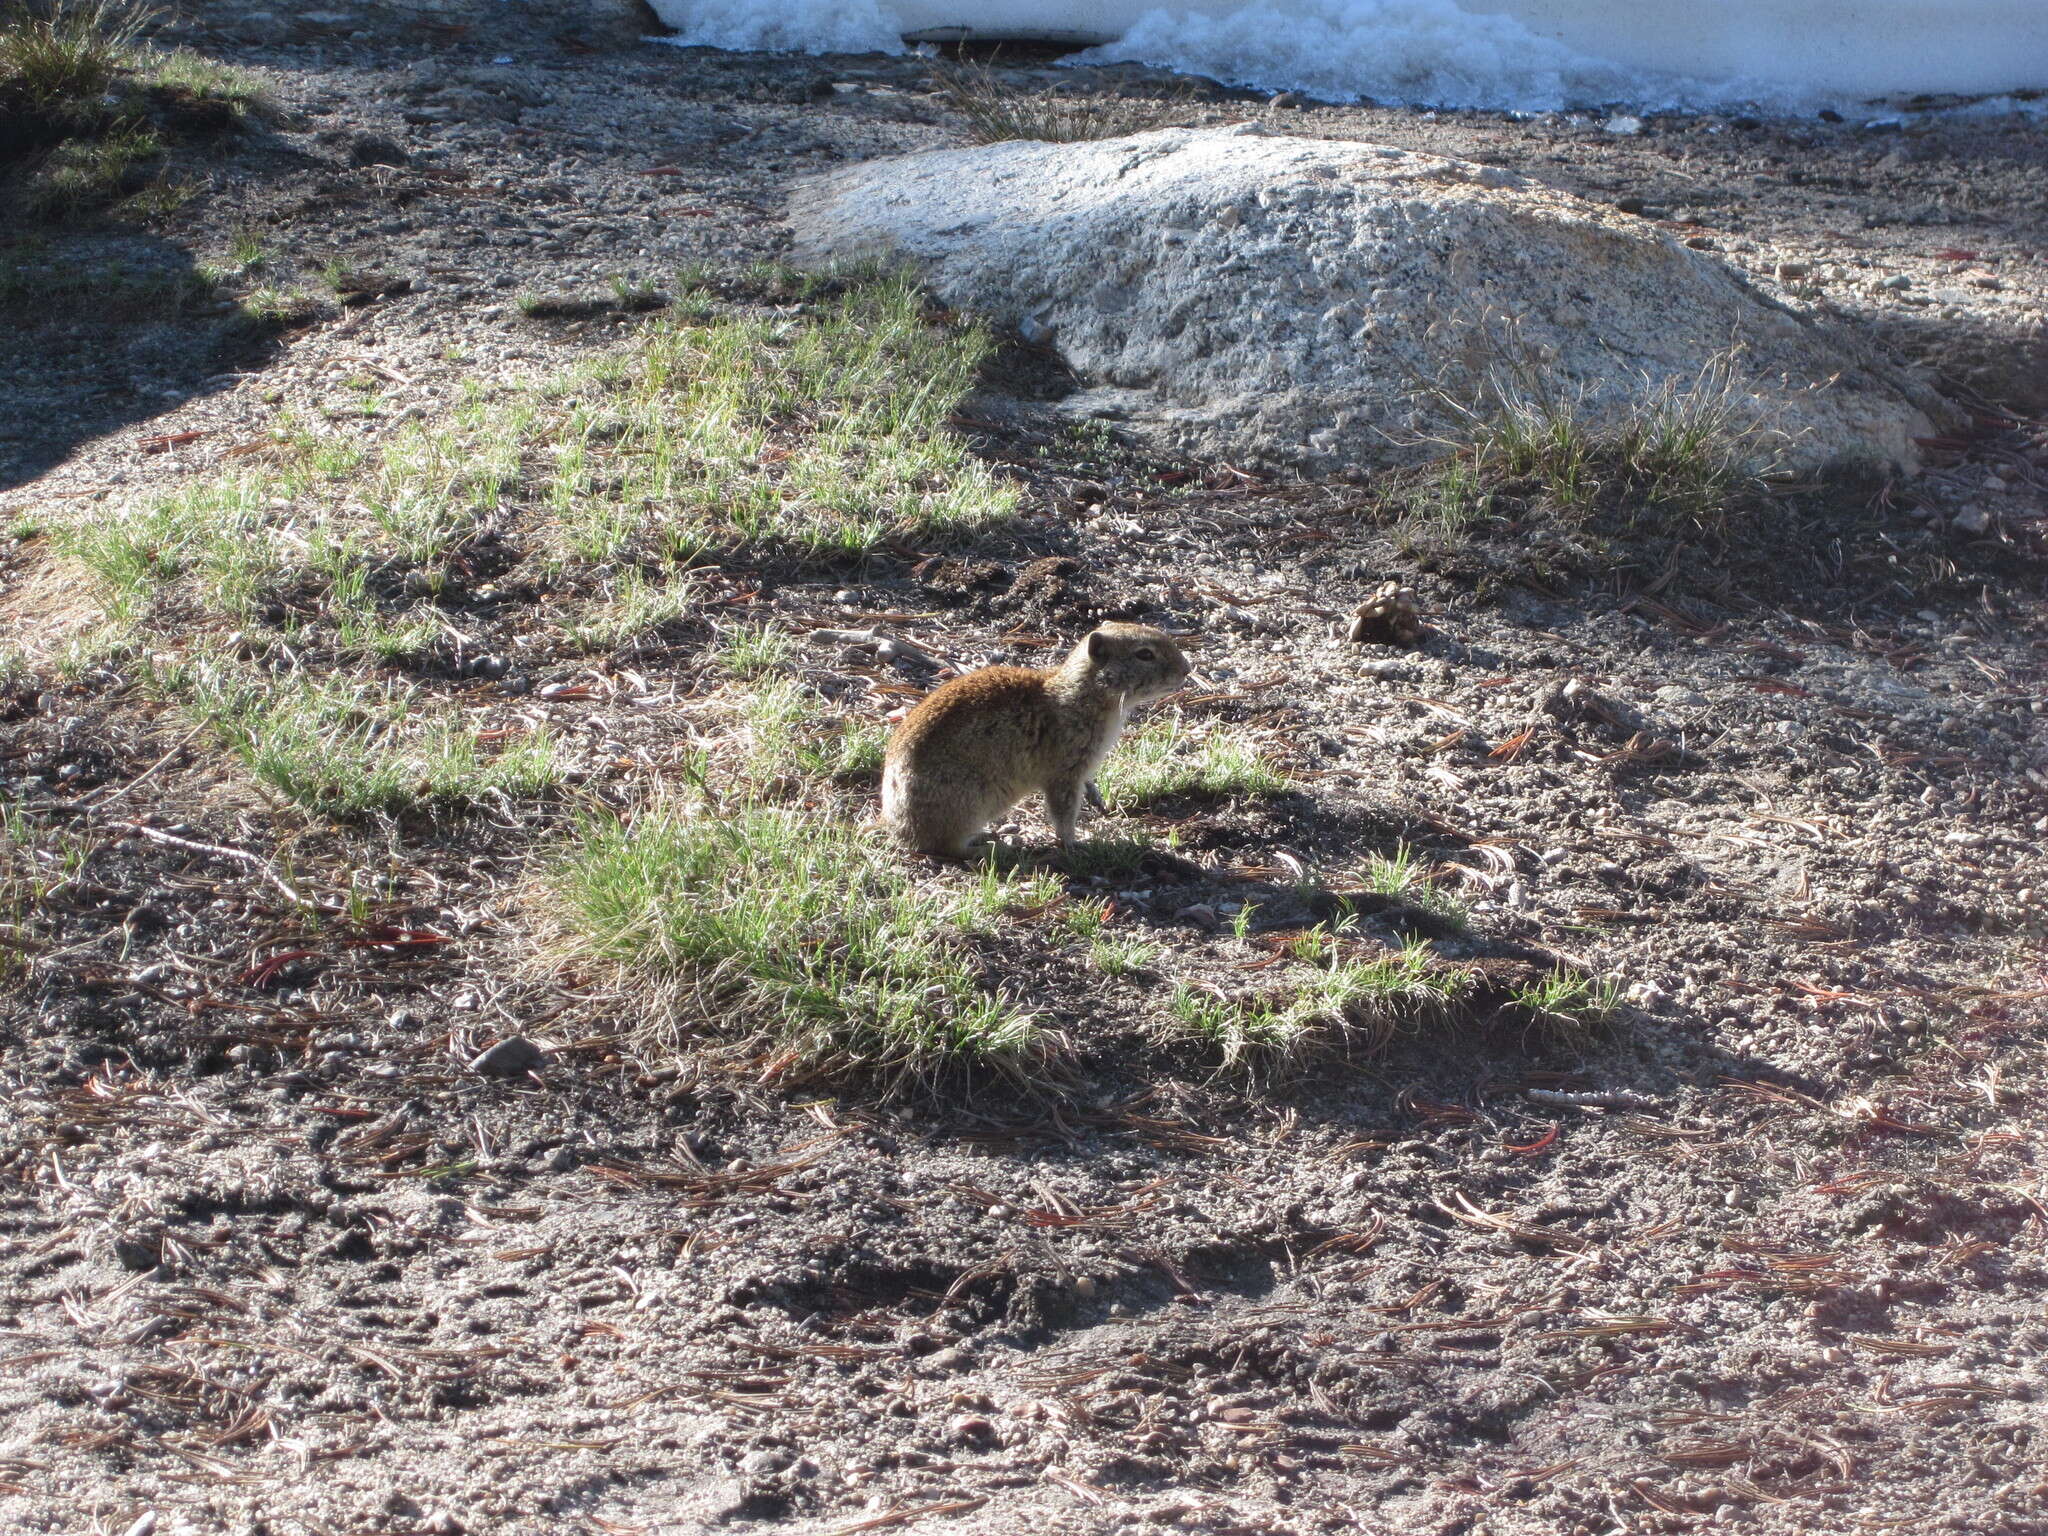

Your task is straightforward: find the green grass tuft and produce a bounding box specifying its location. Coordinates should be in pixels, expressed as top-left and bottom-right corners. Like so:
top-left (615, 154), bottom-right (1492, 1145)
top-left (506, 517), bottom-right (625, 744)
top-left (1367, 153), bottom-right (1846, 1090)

top-left (1510, 967), bottom-right (1623, 1040)
top-left (1359, 842), bottom-right (1468, 930)
top-left (0, 0), bottom-right (147, 134)
top-left (141, 48), bottom-right (269, 123)
top-left (19, 120), bottom-right (158, 214)
top-left (62, 275), bottom-right (1019, 654)
top-left (715, 625), bottom-right (797, 679)
top-left (736, 677), bottom-right (886, 783)
top-left (533, 275), bottom-right (1017, 561)
top-left (1427, 346), bottom-right (1778, 539)
top-left (549, 802), bottom-right (1060, 1072)
top-left (191, 672), bottom-right (562, 820)
top-left (1097, 716), bottom-right (1289, 811)
top-left (1090, 935), bottom-right (1161, 978)
top-left (1169, 940), bottom-right (1468, 1069)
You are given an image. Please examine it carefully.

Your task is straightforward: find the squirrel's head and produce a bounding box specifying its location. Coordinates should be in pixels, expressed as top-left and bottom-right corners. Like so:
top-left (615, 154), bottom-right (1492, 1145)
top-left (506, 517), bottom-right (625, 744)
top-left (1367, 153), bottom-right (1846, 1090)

top-left (1076, 623), bottom-right (1191, 706)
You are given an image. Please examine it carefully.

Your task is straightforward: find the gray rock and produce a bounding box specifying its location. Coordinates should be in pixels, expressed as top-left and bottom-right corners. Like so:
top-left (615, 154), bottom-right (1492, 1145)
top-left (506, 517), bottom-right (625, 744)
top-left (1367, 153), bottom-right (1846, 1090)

top-left (1653, 685), bottom-right (1709, 708)
top-left (790, 126), bottom-right (1941, 479)
top-left (469, 1036), bottom-right (546, 1077)
top-left (350, 133), bottom-right (408, 168)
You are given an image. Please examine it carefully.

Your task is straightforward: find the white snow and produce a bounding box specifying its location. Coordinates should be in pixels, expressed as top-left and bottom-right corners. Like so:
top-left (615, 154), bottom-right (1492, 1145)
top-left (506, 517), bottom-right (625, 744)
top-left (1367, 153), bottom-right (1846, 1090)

top-left (646, 0), bottom-right (2048, 114)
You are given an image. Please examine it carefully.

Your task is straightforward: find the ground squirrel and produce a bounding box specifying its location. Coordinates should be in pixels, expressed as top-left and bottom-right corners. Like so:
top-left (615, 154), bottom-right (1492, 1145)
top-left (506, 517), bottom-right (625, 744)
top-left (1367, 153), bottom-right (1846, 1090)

top-left (881, 623), bottom-right (1191, 857)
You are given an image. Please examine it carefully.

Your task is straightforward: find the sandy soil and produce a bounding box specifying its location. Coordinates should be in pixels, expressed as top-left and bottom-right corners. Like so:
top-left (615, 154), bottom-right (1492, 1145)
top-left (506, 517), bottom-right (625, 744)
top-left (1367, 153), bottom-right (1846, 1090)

top-left (1, 7), bottom-right (2045, 1536)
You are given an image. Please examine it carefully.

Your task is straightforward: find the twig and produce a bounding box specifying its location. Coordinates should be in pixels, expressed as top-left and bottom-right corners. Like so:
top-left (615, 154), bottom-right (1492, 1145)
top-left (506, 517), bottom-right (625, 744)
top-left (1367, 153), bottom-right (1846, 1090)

top-left (1526, 1088), bottom-right (1661, 1112)
top-left (113, 822), bottom-right (312, 910)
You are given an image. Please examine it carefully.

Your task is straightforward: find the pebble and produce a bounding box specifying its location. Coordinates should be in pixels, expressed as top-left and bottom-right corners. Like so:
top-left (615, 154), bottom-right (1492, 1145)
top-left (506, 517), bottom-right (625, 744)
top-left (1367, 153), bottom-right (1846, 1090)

top-left (948, 1414), bottom-right (998, 1446)
top-left (469, 1036), bottom-right (546, 1078)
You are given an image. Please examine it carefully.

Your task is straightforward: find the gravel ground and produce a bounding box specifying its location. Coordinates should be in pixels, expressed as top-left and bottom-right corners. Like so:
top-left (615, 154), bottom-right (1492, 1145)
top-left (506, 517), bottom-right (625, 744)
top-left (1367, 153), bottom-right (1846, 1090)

top-left (1, 7), bottom-right (2045, 1536)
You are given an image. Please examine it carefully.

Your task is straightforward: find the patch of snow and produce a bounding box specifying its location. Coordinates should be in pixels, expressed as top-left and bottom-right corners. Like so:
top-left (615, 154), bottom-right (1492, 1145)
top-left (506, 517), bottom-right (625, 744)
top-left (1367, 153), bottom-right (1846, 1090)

top-left (646, 0), bottom-right (2048, 115)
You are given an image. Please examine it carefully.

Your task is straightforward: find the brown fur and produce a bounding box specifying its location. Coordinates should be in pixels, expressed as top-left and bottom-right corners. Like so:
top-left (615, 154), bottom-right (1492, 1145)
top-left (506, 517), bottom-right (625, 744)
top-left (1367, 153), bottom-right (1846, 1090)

top-left (880, 623), bottom-right (1191, 856)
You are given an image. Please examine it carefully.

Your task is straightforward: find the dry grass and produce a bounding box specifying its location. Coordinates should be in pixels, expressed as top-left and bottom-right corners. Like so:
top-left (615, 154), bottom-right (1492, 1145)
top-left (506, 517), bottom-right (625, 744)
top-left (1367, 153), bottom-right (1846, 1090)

top-left (931, 59), bottom-right (1195, 145)
top-left (0, 0), bottom-right (149, 141)
top-left (1408, 322), bottom-right (1785, 550)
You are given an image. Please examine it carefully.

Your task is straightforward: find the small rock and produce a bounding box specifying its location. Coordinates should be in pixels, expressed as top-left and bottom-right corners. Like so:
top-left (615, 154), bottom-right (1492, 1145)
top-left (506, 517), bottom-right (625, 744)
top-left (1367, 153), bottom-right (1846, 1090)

top-left (1613, 195), bottom-right (1647, 215)
top-left (738, 1449), bottom-right (790, 1477)
top-left (233, 11), bottom-right (289, 43)
top-left (1346, 580), bottom-right (1424, 646)
top-left (1653, 685), bottom-right (1708, 708)
top-left (1602, 114), bottom-right (1645, 135)
top-left (113, 1235), bottom-right (161, 1272)
top-left (949, 1414), bottom-right (998, 1447)
top-left (1880, 274), bottom-right (1912, 291)
top-left (349, 133), bottom-right (408, 168)
top-left (1952, 506), bottom-right (1992, 535)
top-left (469, 1036), bottom-right (545, 1078)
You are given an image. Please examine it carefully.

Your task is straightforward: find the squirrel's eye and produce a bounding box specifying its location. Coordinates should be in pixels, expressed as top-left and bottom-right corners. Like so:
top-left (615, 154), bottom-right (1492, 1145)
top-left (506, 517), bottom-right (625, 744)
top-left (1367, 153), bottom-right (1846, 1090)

top-left (1134, 647), bottom-right (1155, 661)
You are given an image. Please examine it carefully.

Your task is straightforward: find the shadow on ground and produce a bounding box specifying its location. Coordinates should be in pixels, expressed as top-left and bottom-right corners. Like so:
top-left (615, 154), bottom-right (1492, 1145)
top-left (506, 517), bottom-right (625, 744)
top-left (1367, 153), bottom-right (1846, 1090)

top-left (0, 228), bottom-right (287, 492)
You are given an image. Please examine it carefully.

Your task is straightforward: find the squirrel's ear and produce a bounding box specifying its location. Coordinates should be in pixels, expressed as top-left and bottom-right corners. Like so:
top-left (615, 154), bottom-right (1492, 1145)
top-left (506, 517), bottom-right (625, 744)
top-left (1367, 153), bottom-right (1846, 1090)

top-left (1085, 629), bottom-right (1109, 661)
